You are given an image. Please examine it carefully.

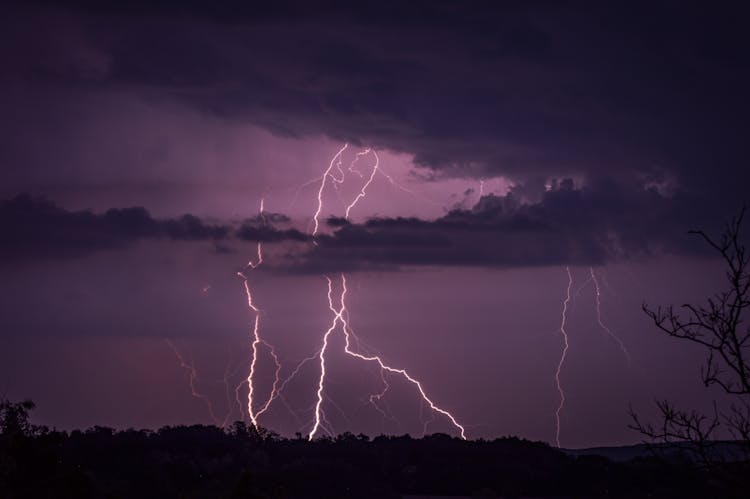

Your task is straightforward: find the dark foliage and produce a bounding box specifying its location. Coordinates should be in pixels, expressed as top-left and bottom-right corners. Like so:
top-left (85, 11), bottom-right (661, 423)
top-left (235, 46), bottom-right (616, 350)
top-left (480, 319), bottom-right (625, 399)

top-left (0, 399), bottom-right (729, 499)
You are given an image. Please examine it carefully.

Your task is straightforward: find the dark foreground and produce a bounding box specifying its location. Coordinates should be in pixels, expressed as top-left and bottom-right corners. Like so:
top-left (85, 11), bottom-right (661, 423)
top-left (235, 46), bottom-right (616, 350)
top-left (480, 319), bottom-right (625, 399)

top-left (1, 402), bottom-right (747, 498)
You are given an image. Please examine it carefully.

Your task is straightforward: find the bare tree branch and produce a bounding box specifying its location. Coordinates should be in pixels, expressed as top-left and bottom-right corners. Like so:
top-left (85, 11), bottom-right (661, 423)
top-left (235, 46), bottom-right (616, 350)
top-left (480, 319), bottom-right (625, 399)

top-left (632, 207), bottom-right (750, 486)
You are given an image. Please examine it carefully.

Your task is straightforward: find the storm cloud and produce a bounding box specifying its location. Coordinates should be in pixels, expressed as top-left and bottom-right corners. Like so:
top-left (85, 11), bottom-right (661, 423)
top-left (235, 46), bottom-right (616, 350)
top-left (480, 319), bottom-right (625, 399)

top-left (1, 1), bottom-right (746, 268)
top-left (4, 1), bottom-right (749, 202)
top-left (0, 194), bottom-right (227, 260)
top-left (300, 178), bottom-right (716, 271)
top-left (2, 179), bottom-right (719, 270)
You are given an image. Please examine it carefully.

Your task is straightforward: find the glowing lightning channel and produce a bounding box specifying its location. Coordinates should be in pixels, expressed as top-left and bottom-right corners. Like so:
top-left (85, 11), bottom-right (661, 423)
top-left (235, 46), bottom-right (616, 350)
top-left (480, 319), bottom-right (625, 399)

top-left (347, 148), bottom-right (366, 178)
top-left (221, 359), bottom-right (238, 428)
top-left (240, 278), bottom-right (263, 428)
top-left (257, 351), bottom-right (320, 421)
top-left (239, 198), bottom-right (282, 428)
top-left (259, 198), bottom-right (267, 225)
top-left (165, 339), bottom-right (223, 426)
top-left (589, 267), bottom-right (630, 365)
top-left (308, 274), bottom-right (466, 440)
top-left (309, 276), bottom-right (341, 440)
top-left (368, 369), bottom-right (394, 424)
top-left (338, 276), bottom-right (466, 440)
top-left (312, 144), bottom-right (349, 237)
top-left (254, 344), bottom-right (282, 420)
top-left (344, 149), bottom-right (379, 219)
top-left (239, 273), bottom-right (283, 427)
top-left (554, 266), bottom-right (572, 448)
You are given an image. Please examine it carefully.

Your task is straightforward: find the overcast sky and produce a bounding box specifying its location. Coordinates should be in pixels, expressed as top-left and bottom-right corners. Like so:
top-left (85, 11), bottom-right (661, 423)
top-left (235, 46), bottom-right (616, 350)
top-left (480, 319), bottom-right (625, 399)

top-left (1, 1), bottom-right (748, 448)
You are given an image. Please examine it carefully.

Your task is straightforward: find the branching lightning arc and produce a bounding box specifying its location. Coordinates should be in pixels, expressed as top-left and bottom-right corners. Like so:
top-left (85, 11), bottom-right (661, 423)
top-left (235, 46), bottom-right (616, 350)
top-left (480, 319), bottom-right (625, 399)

top-left (238, 199), bottom-right (282, 429)
top-left (554, 266), bottom-right (572, 448)
top-left (165, 339), bottom-right (223, 427)
top-left (308, 274), bottom-right (466, 440)
top-left (589, 267), bottom-right (630, 365)
top-left (170, 146), bottom-right (632, 447)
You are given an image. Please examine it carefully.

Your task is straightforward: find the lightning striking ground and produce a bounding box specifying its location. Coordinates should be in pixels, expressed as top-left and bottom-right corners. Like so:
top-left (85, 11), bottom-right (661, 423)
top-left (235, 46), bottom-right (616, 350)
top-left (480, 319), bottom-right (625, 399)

top-left (239, 199), bottom-right (282, 429)
top-left (589, 268), bottom-right (630, 365)
top-left (175, 146), bottom-right (638, 444)
top-left (165, 339), bottom-right (223, 427)
top-left (309, 274), bottom-right (466, 440)
top-left (308, 276), bottom-right (341, 440)
top-left (229, 145), bottom-right (465, 439)
top-left (554, 266), bottom-right (572, 448)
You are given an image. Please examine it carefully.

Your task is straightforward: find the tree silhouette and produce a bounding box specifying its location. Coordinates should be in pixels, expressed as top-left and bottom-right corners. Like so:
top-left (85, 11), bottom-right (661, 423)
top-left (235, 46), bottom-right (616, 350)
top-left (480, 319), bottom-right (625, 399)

top-left (630, 208), bottom-right (750, 486)
top-left (0, 398), bottom-right (36, 439)
top-left (0, 397), bottom-right (720, 498)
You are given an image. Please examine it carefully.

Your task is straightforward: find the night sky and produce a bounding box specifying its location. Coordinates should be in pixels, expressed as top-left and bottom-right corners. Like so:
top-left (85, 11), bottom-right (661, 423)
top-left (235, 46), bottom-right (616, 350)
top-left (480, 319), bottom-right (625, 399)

top-left (1, 1), bottom-right (748, 448)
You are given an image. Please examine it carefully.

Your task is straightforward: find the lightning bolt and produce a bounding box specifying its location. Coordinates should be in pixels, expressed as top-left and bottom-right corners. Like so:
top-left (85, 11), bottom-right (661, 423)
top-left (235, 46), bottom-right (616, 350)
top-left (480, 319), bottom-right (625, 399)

top-left (259, 198), bottom-right (267, 225)
top-left (246, 241), bottom-right (263, 270)
top-left (376, 168), bottom-right (444, 209)
top-left (307, 147), bottom-right (465, 439)
top-left (336, 273), bottom-right (467, 440)
top-left (589, 267), bottom-right (630, 365)
top-left (221, 356), bottom-right (242, 428)
top-left (304, 143), bottom-right (442, 237)
top-left (420, 400), bottom-right (437, 437)
top-left (264, 352), bottom-right (319, 414)
top-left (165, 339), bottom-right (223, 427)
top-left (345, 149), bottom-right (379, 219)
top-left (368, 368), bottom-right (395, 426)
top-left (239, 276), bottom-right (262, 428)
top-left (239, 279), bottom-right (283, 425)
top-left (309, 276), bottom-right (342, 440)
top-left (340, 317), bottom-right (403, 428)
top-left (312, 144), bottom-right (383, 236)
top-left (231, 147), bottom-right (465, 438)
top-left (309, 274), bottom-right (466, 440)
top-left (254, 346), bottom-right (282, 420)
top-left (312, 144), bottom-right (348, 237)
top-left (554, 266), bottom-right (572, 448)
top-left (239, 199), bottom-right (282, 429)
top-left (347, 148), bottom-right (367, 178)
top-left (234, 380), bottom-right (246, 421)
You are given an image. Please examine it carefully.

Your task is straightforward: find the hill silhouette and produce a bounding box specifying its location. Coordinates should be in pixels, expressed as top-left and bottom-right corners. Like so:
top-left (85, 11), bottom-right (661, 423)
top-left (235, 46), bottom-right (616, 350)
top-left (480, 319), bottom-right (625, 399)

top-left (2, 399), bottom-right (739, 499)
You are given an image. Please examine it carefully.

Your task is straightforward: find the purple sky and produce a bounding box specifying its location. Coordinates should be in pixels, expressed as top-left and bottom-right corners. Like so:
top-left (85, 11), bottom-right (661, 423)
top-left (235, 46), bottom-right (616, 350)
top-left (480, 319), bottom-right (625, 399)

top-left (1, 1), bottom-right (748, 448)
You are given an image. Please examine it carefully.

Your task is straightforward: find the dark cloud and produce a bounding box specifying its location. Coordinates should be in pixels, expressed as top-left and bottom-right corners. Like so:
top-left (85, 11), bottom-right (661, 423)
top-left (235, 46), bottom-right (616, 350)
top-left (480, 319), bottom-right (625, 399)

top-left (1, 181), bottom-right (727, 270)
top-left (6, 0), bottom-right (749, 202)
top-left (2, 1), bottom-right (747, 268)
top-left (326, 216), bottom-right (350, 227)
top-left (235, 211), bottom-right (308, 242)
top-left (0, 194), bottom-right (302, 262)
top-left (242, 212), bottom-right (292, 225)
top-left (236, 224), bottom-right (307, 243)
top-left (296, 179), bottom-right (717, 271)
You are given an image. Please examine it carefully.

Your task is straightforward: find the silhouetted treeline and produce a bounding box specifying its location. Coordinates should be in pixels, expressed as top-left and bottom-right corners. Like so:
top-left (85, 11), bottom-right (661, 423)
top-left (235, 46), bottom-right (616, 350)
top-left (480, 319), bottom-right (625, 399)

top-left (0, 399), bottom-right (739, 498)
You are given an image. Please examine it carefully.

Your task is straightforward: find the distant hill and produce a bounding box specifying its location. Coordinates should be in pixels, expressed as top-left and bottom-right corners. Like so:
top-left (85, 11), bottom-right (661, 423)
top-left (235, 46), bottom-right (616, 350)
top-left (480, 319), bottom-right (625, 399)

top-left (566, 441), bottom-right (749, 463)
top-left (564, 443), bottom-right (654, 462)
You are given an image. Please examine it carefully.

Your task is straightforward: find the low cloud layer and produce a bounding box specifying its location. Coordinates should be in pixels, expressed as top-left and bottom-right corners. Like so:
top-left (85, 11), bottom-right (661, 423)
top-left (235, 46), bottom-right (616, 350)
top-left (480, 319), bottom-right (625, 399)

top-left (0, 194), bottom-right (229, 260)
top-left (3, 180), bottom-right (720, 269)
top-left (302, 179), bottom-right (713, 271)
